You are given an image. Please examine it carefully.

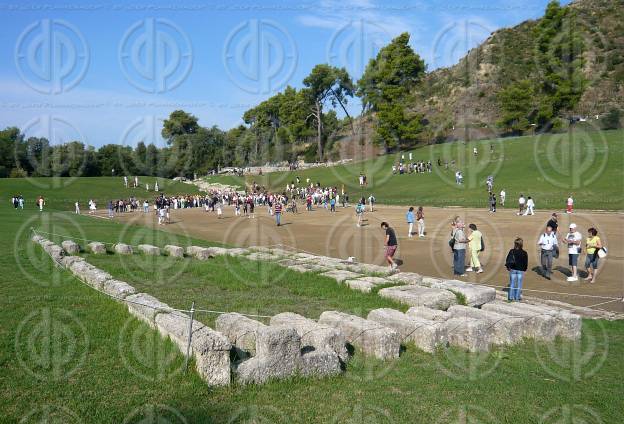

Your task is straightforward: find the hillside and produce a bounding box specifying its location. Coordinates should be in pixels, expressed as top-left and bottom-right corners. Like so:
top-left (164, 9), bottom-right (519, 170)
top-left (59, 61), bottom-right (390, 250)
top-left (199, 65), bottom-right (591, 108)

top-left (205, 129), bottom-right (624, 210)
top-left (412, 0), bottom-right (624, 139)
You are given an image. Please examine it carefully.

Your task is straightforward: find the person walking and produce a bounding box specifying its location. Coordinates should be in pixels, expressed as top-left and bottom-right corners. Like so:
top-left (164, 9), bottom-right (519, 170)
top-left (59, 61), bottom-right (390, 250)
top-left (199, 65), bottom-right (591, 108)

top-left (500, 189), bottom-right (506, 207)
top-left (37, 196), bottom-right (45, 211)
top-left (566, 195), bottom-right (574, 214)
top-left (505, 237), bottom-right (528, 301)
top-left (524, 196), bottom-right (535, 215)
top-left (584, 227), bottom-right (603, 283)
top-left (274, 200), bottom-right (282, 226)
top-left (416, 206), bottom-right (425, 238)
top-left (368, 194), bottom-right (376, 212)
top-left (75, 201), bottom-right (80, 214)
top-left (538, 225), bottom-right (558, 280)
top-left (355, 200), bottom-right (364, 227)
top-left (517, 194), bottom-right (526, 215)
top-left (406, 207), bottom-right (415, 238)
top-left (451, 219), bottom-right (468, 277)
top-left (546, 213), bottom-right (559, 234)
top-left (562, 223), bottom-right (582, 282)
top-left (466, 223), bottom-right (483, 273)
top-left (381, 222), bottom-right (399, 272)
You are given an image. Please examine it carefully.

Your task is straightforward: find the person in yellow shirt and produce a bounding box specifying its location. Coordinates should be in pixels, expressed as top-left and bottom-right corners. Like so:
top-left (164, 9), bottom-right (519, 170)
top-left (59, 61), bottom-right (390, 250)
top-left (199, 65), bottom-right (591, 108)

top-left (584, 227), bottom-right (602, 283)
top-left (466, 223), bottom-right (483, 273)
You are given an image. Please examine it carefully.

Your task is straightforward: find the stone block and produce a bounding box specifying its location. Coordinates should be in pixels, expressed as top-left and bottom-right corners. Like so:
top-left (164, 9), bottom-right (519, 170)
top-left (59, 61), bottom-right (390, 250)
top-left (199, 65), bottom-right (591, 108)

top-left (126, 293), bottom-right (172, 326)
top-left (421, 278), bottom-right (495, 307)
top-left (61, 240), bottom-right (81, 255)
top-left (387, 272), bottom-right (423, 285)
top-left (367, 308), bottom-right (447, 353)
top-left (344, 276), bottom-right (391, 293)
top-left (406, 306), bottom-right (451, 322)
top-left (270, 312), bottom-right (348, 362)
top-left (318, 311), bottom-right (400, 360)
top-left (481, 302), bottom-right (557, 341)
top-left (186, 246), bottom-right (213, 260)
top-left (503, 303), bottom-right (581, 340)
top-left (443, 317), bottom-right (491, 352)
top-left (320, 270), bottom-right (363, 283)
top-left (215, 312), bottom-right (267, 356)
top-left (87, 241), bottom-right (106, 254)
top-left (163, 245), bottom-right (184, 257)
top-left (237, 326), bottom-right (301, 384)
top-left (137, 244), bottom-right (160, 256)
top-left (102, 279), bottom-right (136, 299)
top-left (299, 349), bottom-right (342, 377)
top-left (114, 243), bottom-right (133, 255)
top-left (378, 285), bottom-right (457, 310)
top-left (447, 305), bottom-right (524, 345)
top-left (61, 255), bottom-right (85, 269)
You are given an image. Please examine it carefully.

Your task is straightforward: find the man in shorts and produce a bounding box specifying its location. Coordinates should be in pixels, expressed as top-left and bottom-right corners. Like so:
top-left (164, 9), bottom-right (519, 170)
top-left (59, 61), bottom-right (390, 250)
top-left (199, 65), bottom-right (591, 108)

top-left (381, 222), bottom-right (399, 271)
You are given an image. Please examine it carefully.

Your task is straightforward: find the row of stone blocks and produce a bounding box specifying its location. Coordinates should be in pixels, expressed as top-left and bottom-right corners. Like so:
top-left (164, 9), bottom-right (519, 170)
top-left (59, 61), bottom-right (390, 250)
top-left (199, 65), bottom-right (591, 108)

top-left (32, 235), bottom-right (232, 386)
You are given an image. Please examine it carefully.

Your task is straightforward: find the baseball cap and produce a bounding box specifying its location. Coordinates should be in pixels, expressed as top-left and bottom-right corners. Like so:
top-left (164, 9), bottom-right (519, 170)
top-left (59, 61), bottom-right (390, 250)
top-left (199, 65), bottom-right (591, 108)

top-left (570, 223), bottom-right (577, 229)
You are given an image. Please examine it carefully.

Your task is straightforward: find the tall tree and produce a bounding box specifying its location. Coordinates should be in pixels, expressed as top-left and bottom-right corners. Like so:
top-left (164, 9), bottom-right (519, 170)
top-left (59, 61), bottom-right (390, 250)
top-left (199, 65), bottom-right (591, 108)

top-left (302, 64), bottom-right (354, 160)
top-left (357, 33), bottom-right (426, 151)
top-left (161, 110), bottom-right (199, 142)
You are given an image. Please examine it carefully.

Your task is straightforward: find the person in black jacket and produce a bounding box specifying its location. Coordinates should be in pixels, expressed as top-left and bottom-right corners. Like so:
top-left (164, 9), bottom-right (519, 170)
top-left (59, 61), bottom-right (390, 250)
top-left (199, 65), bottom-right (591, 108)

top-left (505, 237), bottom-right (528, 301)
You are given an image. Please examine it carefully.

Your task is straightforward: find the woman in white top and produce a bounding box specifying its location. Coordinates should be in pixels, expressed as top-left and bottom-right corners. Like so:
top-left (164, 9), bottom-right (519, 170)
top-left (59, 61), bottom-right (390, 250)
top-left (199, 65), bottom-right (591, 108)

top-left (562, 223), bottom-right (582, 282)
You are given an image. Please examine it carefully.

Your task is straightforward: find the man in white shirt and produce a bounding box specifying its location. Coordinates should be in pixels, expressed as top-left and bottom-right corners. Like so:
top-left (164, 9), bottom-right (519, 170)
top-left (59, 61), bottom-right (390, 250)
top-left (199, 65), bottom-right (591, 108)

top-left (562, 223), bottom-right (582, 282)
top-left (500, 189), bottom-right (506, 206)
top-left (524, 196), bottom-right (535, 215)
top-left (518, 194), bottom-right (526, 215)
top-left (538, 225), bottom-right (558, 280)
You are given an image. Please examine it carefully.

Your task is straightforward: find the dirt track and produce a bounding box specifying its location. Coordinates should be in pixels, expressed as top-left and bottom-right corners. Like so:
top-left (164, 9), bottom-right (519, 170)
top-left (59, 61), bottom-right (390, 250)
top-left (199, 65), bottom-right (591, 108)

top-left (110, 204), bottom-right (624, 313)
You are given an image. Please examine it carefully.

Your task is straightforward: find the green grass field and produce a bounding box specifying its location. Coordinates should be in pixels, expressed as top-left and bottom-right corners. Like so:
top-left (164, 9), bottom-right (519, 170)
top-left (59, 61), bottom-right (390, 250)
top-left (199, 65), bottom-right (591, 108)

top-left (0, 176), bottom-right (200, 211)
top-left (1, 176), bottom-right (623, 422)
top-left (205, 129), bottom-right (624, 210)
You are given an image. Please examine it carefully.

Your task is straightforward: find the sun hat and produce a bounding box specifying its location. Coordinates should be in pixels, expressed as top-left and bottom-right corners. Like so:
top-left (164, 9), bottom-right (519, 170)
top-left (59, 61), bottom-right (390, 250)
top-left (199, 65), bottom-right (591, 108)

top-left (569, 223), bottom-right (577, 229)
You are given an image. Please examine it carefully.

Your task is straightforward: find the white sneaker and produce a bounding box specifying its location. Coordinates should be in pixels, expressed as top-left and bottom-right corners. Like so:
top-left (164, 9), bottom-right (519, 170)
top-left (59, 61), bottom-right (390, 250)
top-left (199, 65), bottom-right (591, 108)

top-left (476, 269), bottom-right (484, 274)
top-left (465, 267), bottom-right (473, 272)
top-left (567, 276), bottom-right (579, 282)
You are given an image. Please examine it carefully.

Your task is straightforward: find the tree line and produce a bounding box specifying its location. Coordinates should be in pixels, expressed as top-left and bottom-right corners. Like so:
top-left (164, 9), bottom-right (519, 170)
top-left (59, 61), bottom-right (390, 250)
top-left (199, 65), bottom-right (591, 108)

top-left (1, 1), bottom-right (621, 179)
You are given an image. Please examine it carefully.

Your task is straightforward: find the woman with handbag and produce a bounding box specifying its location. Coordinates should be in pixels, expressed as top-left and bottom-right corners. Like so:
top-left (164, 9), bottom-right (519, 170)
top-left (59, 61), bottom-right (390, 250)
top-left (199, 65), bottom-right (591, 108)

top-left (505, 237), bottom-right (528, 301)
top-left (584, 228), bottom-right (603, 283)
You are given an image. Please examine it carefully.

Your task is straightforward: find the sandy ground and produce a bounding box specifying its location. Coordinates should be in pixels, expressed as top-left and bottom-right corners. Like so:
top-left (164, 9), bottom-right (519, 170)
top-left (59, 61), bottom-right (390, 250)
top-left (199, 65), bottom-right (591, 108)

top-left (108, 204), bottom-right (624, 313)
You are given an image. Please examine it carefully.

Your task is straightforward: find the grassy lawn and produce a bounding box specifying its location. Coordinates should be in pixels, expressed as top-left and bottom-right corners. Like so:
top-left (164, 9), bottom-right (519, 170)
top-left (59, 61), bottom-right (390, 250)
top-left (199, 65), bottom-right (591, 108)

top-left (0, 176), bottom-right (199, 211)
top-left (1, 178), bottom-right (623, 423)
top-left (205, 129), bottom-right (624, 210)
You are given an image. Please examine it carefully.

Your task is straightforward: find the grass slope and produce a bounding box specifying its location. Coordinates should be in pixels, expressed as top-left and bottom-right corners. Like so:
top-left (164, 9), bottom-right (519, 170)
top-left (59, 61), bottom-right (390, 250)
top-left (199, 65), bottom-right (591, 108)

top-left (1, 180), bottom-right (623, 422)
top-left (206, 129), bottom-right (624, 210)
top-left (0, 176), bottom-right (199, 211)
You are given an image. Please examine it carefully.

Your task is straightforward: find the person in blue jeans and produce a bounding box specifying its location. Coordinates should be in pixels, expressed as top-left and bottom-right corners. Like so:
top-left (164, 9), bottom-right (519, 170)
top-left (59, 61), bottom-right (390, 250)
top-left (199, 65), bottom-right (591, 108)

top-left (274, 202), bottom-right (283, 226)
top-left (505, 237), bottom-right (529, 301)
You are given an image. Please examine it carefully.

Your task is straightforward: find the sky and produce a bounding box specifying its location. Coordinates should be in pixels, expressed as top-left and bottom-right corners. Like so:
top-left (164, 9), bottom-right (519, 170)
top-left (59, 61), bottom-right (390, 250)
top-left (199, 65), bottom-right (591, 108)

top-left (0, 0), bottom-right (572, 148)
